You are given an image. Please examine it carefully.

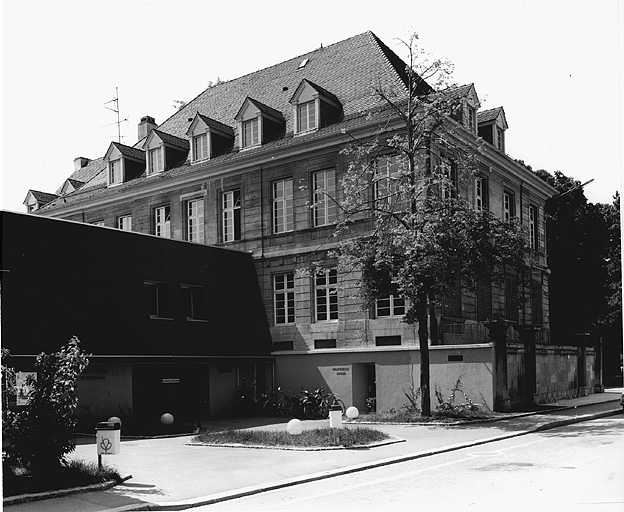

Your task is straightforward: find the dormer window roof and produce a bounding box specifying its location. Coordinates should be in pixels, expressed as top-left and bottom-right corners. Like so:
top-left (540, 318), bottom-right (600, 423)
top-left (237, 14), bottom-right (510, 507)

top-left (23, 190), bottom-right (59, 213)
top-left (142, 129), bottom-right (190, 175)
top-left (234, 97), bottom-right (285, 149)
top-left (104, 142), bottom-right (146, 187)
top-left (478, 107), bottom-right (508, 153)
top-left (289, 79), bottom-right (342, 135)
top-left (186, 113), bottom-right (234, 163)
top-left (443, 83), bottom-right (481, 133)
top-left (60, 179), bottom-right (85, 196)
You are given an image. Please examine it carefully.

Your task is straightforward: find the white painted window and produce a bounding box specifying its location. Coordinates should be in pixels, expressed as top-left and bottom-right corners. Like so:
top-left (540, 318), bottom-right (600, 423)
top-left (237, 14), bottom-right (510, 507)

top-left (274, 272), bottom-right (295, 324)
top-left (242, 118), bottom-right (259, 148)
top-left (297, 101), bottom-right (317, 132)
top-left (154, 205), bottom-right (171, 238)
top-left (148, 147), bottom-right (163, 174)
top-left (529, 205), bottom-right (538, 250)
top-left (503, 191), bottom-right (515, 222)
top-left (186, 198), bottom-right (205, 244)
top-left (273, 179), bottom-right (294, 233)
top-left (222, 190), bottom-right (241, 241)
top-left (312, 169), bottom-right (336, 227)
top-left (475, 176), bottom-right (488, 212)
top-left (117, 215), bottom-right (132, 231)
top-left (315, 268), bottom-right (338, 321)
top-left (109, 159), bottom-right (122, 185)
top-left (376, 295), bottom-right (405, 317)
top-left (193, 133), bottom-right (208, 161)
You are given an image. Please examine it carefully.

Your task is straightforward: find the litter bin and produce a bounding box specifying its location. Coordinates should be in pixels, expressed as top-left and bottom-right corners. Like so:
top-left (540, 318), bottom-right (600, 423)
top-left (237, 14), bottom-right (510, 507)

top-left (96, 421), bottom-right (121, 455)
top-left (329, 404), bottom-right (342, 428)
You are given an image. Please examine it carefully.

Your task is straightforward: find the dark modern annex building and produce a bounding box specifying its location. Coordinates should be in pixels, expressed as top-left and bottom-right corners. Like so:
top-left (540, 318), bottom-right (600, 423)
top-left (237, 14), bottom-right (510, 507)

top-left (1, 211), bottom-right (273, 423)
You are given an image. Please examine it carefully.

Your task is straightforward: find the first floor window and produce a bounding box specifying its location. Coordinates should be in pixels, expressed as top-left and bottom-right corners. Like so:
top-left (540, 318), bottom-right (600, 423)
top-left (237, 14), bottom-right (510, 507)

top-left (109, 159), bottom-right (122, 185)
top-left (154, 205), bottom-right (171, 238)
top-left (148, 147), bottom-right (164, 174)
top-left (144, 281), bottom-right (172, 319)
top-left (222, 190), bottom-right (241, 241)
top-left (193, 133), bottom-right (209, 161)
top-left (242, 118), bottom-right (259, 147)
top-left (117, 215), bottom-right (132, 231)
top-left (273, 179), bottom-right (294, 233)
top-left (297, 101), bottom-right (317, 132)
top-left (181, 285), bottom-right (205, 321)
top-left (315, 268), bottom-right (338, 321)
top-left (274, 272), bottom-right (295, 324)
top-left (503, 191), bottom-right (515, 222)
top-left (186, 198), bottom-right (205, 244)
top-left (313, 169), bottom-right (336, 227)
top-left (375, 295), bottom-right (405, 317)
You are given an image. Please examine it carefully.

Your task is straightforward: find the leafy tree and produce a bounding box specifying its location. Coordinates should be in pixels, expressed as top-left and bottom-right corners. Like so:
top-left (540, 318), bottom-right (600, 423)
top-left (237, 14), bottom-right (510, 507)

top-left (333, 35), bottom-right (531, 415)
top-left (3, 337), bottom-right (89, 474)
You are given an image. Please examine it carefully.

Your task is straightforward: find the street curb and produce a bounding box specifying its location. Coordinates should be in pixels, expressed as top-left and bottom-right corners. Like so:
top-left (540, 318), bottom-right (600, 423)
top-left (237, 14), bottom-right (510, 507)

top-left (123, 407), bottom-right (623, 511)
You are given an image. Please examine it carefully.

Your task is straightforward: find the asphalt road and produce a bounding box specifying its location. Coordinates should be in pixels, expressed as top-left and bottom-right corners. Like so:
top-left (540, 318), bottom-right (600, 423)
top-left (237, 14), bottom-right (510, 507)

top-left (197, 415), bottom-right (624, 512)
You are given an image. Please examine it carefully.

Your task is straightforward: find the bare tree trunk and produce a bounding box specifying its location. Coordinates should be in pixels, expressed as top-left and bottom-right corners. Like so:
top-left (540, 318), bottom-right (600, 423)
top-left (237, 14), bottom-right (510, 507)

top-left (418, 292), bottom-right (431, 416)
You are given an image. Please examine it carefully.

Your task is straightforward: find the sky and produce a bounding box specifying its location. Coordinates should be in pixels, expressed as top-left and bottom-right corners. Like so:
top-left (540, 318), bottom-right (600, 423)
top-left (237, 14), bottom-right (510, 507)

top-left (2, 0), bottom-right (622, 212)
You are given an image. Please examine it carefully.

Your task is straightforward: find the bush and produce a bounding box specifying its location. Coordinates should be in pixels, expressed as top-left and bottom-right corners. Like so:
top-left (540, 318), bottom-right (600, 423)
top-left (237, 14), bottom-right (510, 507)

top-left (2, 337), bottom-right (89, 475)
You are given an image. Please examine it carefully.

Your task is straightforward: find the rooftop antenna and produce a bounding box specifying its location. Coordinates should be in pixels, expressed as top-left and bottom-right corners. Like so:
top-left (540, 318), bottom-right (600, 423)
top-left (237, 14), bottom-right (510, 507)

top-left (104, 87), bottom-right (128, 142)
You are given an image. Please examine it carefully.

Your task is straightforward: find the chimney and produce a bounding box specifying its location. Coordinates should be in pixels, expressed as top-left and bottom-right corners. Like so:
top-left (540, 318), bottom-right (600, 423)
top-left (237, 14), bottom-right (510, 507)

top-left (138, 116), bottom-right (157, 141)
top-left (73, 157), bottom-right (91, 172)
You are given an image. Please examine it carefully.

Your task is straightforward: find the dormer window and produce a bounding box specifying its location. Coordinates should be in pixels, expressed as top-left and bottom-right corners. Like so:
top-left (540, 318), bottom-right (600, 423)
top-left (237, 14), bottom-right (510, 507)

top-left (143, 129), bottom-right (189, 174)
top-left (468, 106), bottom-right (476, 132)
top-left (290, 80), bottom-right (341, 135)
top-left (104, 142), bottom-right (145, 187)
top-left (243, 118), bottom-right (259, 147)
top-left (187, 113), bottom-right (235, 162)
top-left (109, 159), bottom-right (122, 185)
top-left (477, 107), bottom-right (508, 154)
top-left (23, 190), bottom-right (59, 213)
top-left (148, 147), bottom-right (164, 174)
top-left (235, 97), bottom-right (285, 150)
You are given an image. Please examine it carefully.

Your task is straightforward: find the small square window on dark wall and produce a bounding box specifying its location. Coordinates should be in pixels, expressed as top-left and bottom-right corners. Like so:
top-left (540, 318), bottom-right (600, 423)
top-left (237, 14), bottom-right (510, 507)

top-left (314, 339), bottom-right (337, 349)
top-left (375, 335), bottom-right (401, 346)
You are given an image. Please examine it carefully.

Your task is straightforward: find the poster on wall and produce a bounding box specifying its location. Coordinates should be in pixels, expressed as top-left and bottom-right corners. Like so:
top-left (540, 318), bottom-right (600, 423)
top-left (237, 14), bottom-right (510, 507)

top-left (16, 371), bottom-right (36, 406)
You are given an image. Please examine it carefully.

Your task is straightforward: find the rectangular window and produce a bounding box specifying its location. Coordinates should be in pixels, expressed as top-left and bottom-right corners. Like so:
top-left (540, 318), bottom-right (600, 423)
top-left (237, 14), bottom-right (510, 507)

top-left (475, 176), bottom-right (488, 212)
top-left (375, 335), bottom-right (401, 346)
top-left (181, 285), bottom-right (205, 321)
top-left (148, 147), bottom-right (164, 174)
top-left (222, 190), bottom-right (241, 242)
top-left (529, 205), bottom-right (538, 250)
top-left (242, 118), bottom-right (259, 147)
top-left (314, 339), bottom-right (337, 349)
top-left (440, 158), bottom-right (457, 200)
top-left (154, 205), bottom-right (171, 238)
top-left (273, 179), bottom-right (294, 233)
top-left (297, 101), bottom-right (317, 132)
top-left (109, 159), bottom-right (122, 185)
top-left (312, 169), bottom-right (336, 227)
top-left (375, 295), bottom-right (405, 317)
top-left (117, 215), bottom-right (132, 231)
top-left (193, 133), bottom-right (208, 161)
top-left (496, 127), bottom-right (504, 151)
top-left (144, 281), bottom-right (172, 319)
top-left (503, 191), bottom-right (515, 222)
top-left (186, 198), bottom-right (205, 244)
top-left (274, 272), bottom-right (295, 324)
top-left (467, 106), bottom-right (476, 131)
top-left (374, 155), bottom-right (401, 208)
top-left (315, 268), bottom-right (338, 321)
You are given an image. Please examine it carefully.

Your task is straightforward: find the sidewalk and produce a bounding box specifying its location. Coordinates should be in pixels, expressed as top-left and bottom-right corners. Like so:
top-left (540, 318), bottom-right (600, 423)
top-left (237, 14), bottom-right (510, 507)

top-left (5, 389), bottom-right (623, 511)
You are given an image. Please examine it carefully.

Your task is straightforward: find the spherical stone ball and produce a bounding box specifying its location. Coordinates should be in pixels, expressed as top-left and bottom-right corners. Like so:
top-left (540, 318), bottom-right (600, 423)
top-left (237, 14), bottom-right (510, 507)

top-left (286, 418), bottom-right (303, 435)
top-left (107, 416), bottom-right (122, 427)
top-left (160, 413), bottom-right (174, 425)
top-left (346, 406), bottom-right (359, 419)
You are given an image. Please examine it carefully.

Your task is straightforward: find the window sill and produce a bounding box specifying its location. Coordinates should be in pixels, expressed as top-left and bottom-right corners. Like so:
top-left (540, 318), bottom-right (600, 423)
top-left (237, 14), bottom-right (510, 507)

top-left (187, 318), bottom-right (210, 323)
top-left (294, 128), bottom-right (318, 137)
top-left (149, 316), bottom-right (174, 320)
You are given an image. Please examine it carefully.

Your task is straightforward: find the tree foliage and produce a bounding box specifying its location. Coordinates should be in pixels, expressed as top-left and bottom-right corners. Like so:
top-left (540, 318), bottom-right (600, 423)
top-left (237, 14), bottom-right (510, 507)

top-left (334, 34), bottom-right (531, 415)
top-left (2, 337), bottom-right (89, 474)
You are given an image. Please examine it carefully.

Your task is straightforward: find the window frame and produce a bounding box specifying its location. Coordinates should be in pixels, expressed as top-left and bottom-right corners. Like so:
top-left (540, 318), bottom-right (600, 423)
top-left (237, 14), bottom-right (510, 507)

top-left (192, 132), bottom-right (209, 162)
top-left (154, 205), bottom-right (171, 238)
top-left (314, 268), bottom-right (338, 322)
top-left (296, 100), bottom-right (317, 133)
top-left (117, 215), bottom-right (132, 231)
top-left (148, 147), bottom-right (164, 175)
top-left (186, 197), bottom-right (205, 244)
top-left (529, 205), bottom-right (538, 250)
top-left (242, 117), bottom-right (259, 148)
top-left (144, 281), bottom-right (173, 320)
top-left (222, 189), bottom-right (242, 242)
top-left (109, 159), bottom-right (123, 186)
top-left (503, 190), bottom-right (516, 222)
top-left (312, 169), bottom-right (337, 227)
top-left (273, 272), bottom-right (295, 325)
top-left (181, 284), bottom-right (206, 322)
top-left (475, 175), bottom-right (489, 212)
top-left (272, 178), bottom-right (294, 234)
top-left (375, 295), bottom-right (405, 318)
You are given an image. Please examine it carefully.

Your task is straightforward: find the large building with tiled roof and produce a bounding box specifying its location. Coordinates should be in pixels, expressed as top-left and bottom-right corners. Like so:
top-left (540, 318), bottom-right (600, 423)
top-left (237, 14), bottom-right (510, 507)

top-left (20, 31), bottom-right (600, 416)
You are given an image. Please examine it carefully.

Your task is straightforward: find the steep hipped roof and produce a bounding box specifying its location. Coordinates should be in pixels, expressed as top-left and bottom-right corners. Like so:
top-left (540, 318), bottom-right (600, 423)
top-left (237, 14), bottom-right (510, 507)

top-left (152, 31), bottom-right (410, 142)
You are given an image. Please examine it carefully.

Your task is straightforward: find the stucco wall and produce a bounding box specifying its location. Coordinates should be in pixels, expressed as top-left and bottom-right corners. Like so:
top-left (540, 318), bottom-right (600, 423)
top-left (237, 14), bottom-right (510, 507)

top-left (76, 363), bottom-right (132, 420)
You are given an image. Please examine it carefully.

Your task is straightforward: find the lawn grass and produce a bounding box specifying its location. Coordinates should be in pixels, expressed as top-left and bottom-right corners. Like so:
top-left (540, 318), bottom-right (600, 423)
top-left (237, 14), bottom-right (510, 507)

top-left (194, 426), bottom-right (390, 448)
top-left (353, 408), bottom-right (497, 423)
top-left (3, 459), bottom-right (122, 497)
